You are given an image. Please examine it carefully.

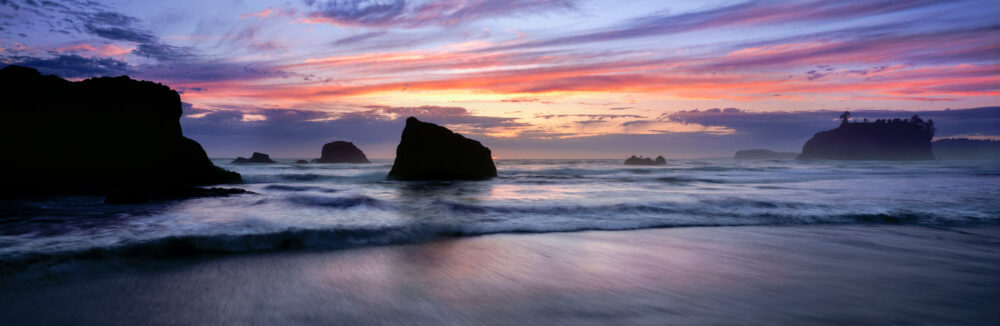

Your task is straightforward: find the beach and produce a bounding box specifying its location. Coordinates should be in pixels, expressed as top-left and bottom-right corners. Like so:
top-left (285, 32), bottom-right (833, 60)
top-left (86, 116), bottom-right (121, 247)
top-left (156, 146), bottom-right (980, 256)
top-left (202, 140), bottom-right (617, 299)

top-left (3, 225), bottom-right (998, 325)
top-left (4, 1), bottom-right (1000, 324)
top-left (2, 159), bottom-right (998, 325)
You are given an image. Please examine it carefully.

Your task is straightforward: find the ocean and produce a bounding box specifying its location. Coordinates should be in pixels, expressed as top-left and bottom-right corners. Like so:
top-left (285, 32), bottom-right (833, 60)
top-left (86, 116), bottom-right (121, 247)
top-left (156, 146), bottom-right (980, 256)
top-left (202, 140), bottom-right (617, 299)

top-left (1, 158), bottom-right (998, 262)
top-left (2, 159), bottom-right (999, 325)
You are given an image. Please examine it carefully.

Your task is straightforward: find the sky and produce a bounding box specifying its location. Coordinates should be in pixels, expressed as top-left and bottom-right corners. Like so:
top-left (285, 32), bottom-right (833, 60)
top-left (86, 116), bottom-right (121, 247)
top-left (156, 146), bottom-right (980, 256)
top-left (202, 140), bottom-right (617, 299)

top-left (1, 0), bottom-right (999, 158)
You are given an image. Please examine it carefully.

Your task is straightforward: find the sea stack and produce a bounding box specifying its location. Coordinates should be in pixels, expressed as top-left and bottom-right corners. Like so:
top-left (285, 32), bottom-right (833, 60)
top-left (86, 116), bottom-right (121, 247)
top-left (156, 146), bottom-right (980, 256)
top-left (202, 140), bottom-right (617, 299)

top-left (313, 141), bottom-right (370, 163)
top-left (734, 149), bottom-right (799, 160)
top-left (625, 155), bottom-right (667, 165)
top-left (798, 112), bottom-right (935, 160)
top-left (387, 117), bottom-right (497, 180)
top-left (0, 65), bottom-right (242, 198)
top-left (233, 152), bottom-right (277, 164)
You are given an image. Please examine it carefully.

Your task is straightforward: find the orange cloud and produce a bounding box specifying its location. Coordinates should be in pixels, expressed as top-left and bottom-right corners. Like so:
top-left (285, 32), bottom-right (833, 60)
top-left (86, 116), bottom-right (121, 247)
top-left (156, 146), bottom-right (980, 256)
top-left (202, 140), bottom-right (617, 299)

top-left (165, 31), bottom-right (999, 108)
top-left (174, 60), bottom-right (1000, 107)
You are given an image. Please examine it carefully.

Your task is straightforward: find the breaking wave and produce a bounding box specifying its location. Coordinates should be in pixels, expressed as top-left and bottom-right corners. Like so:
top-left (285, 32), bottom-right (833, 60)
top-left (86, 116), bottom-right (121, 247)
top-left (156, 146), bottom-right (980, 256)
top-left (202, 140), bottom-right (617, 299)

top-left (3, 159), bottom-right (998, 271)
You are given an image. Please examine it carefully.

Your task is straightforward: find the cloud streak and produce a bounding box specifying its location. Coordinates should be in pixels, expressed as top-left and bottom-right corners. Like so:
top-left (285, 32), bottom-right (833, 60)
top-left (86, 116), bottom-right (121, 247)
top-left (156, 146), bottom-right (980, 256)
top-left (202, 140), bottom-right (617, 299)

top-left (487, 0), bottom-right (946, 51)
top-left (180, 105), bottom-right (1000, 158)
top-left (302, 0), bottom-right (577, 27)
top-left (3, 0), bottom-right (999, 157)
top-left (3, 54), bottom-right (130, 77)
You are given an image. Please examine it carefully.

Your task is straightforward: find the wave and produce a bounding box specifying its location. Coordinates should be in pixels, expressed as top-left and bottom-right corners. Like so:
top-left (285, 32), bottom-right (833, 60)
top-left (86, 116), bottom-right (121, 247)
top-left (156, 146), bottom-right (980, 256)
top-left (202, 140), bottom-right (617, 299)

top-left (243, 171), bottom-right (388, 184)
top-left (501, 174), bottom-right (734, 185)
top-left (437, 198), bottom-right (815, 218)
top-left (0, 226), bottom-right (440, 274)
top-left (3, 208), bottom-right (987, 275)
top-left (263, 185), bottom-right (340, 193)
top-left (501, 167), bottom-right (618, 177)
top-left (5, 159), bottom-right (998, 274)
top-left (286, 195), bottom-right (392, 209)
top-left (655, 176), bottom-right (727, 184)
top-left (237, 164), bottom-right (819, 186)
top-left (498, 165), bottom-right (794, 181)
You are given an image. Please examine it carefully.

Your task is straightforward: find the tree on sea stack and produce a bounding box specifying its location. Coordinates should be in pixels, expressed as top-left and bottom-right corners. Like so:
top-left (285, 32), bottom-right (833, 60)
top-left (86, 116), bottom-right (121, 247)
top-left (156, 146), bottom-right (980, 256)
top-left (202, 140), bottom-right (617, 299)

top-left (387, 117), bottom-right (497, 180)
top-left (797, 111), bottom-right (935, 161)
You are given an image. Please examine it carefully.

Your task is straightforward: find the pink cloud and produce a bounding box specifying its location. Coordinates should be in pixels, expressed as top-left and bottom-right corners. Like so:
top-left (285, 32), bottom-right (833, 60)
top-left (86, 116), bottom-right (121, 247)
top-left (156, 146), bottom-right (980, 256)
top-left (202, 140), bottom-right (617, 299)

top-left (241, 8), bottom-right (277, 20)
top-left (54, 43), bottom-right (134, 56)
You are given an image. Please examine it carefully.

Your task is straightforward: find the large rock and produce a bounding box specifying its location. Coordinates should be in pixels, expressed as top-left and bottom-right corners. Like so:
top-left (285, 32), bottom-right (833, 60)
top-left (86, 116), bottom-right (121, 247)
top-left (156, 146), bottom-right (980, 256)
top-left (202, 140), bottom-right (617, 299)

top-left (233, 152), bottom-right (277, 164)
top-left (0, 65), bottom-right (242, 198)
top-left (313, 141), bottom-right (370, 163)
top-left (798, 117), bottom-right (935, 160)
top-left (387, 117), bottom-right (497, 180)
top-left (625, 155), bottom-right (666, 165)
top-left (734, 149), bottom-right (799, 160)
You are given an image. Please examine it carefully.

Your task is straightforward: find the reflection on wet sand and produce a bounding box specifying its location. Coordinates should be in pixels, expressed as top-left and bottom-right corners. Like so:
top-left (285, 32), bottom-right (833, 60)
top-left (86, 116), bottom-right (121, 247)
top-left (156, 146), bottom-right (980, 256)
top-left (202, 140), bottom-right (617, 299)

top-left (7, 225), bottom-right (991, 325)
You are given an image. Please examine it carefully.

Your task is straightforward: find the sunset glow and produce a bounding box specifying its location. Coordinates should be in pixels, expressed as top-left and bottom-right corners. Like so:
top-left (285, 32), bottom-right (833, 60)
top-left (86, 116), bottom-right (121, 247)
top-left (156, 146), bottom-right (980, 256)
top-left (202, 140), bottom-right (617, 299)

top-left (2, 0), bottom-right (998, 157)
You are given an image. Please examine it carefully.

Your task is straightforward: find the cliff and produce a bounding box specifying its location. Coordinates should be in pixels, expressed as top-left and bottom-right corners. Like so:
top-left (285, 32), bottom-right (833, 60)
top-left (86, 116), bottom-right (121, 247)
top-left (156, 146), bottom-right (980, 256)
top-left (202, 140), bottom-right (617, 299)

top-left (932, 138), bottom-right (1000, 160)
top-left (798, 116), bottom-right (935, 161)
top-left (734, 149), bottom-right (799, 160)
top-left (0, 65), bottom-right (241, 198)
top-left (387, 117), bottom-right (497, 180)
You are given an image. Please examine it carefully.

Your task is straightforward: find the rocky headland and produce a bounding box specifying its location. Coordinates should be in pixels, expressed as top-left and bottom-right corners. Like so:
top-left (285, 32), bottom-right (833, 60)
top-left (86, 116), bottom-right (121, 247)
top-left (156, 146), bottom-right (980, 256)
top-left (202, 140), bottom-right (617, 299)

top-left (0, 65), bottom-right (242, 199)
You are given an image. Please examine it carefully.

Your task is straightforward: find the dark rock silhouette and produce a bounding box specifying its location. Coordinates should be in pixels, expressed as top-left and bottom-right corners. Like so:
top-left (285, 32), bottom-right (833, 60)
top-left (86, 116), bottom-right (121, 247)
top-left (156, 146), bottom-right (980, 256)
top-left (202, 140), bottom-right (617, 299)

top-left (932, 138), bottom-right (1000, 160)
top-left (313, 141), bottom-right (370, 163)
top-left (387, 117), bottom-right (497, 180)
top-left (295, 160), bottom-right (309, 164)
top-left (0, 65), bottom-right (242, 198)
top-left (625, 155), bottom-right (666, 165)
top-left (232, 152), bottom-right (277, 164)
top-left (798, 112), bottom-right (935, 160)
top-left (734, 149), bottom-right (799, 160)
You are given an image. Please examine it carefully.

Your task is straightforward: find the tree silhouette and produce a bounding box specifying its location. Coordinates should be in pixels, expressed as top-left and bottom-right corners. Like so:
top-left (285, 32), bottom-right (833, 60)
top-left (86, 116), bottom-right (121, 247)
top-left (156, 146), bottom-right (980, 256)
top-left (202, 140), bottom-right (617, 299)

top-left (840, 111), bottom-right (851, 125)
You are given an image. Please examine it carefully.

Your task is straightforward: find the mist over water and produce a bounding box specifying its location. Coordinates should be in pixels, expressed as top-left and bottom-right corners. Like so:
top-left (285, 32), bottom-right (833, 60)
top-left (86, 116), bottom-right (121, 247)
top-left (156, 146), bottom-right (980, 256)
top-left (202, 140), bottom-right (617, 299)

top-left (1, 159), bottom-right (999, 262)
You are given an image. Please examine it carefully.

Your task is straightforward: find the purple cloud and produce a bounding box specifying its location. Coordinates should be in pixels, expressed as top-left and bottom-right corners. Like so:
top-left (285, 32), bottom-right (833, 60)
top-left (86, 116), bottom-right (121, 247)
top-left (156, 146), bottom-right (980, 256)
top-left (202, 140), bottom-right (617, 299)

top-left (332, 31), bottom-right (388, 45)
top-left (303, 0), bottom-right (577, 27)
top-left (178, 104), bottom-right (999, 158)
top-left (181, 104), bottom-right (528, 157)
top-left (487, 0), bottom-right (949, 51)
top-left (2, 54), bottom-right (130, 77)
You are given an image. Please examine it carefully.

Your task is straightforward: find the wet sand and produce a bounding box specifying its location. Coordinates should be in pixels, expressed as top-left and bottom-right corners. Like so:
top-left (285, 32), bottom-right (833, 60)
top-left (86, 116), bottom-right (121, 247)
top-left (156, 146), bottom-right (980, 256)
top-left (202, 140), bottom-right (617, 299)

top-left (2, 225), bottom-right (999, 325)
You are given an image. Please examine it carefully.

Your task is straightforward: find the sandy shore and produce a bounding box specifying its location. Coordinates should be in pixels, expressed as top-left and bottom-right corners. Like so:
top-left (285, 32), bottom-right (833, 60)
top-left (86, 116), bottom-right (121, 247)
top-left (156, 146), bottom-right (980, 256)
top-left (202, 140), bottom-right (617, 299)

top-left (2, 225), bottom-right (999, 325)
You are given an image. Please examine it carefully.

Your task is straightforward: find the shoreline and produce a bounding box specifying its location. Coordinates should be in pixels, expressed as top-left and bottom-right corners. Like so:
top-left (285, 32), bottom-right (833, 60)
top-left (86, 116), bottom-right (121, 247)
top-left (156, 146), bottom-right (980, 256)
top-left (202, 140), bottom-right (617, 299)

top-left (2, 224), bottom-right (999, 325)
top-left (4, 221), bottom-right (997, 274)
